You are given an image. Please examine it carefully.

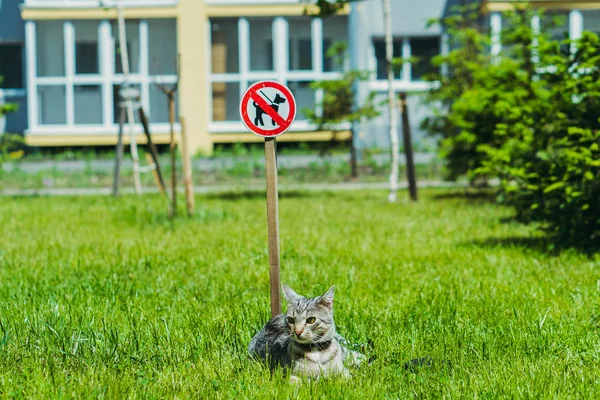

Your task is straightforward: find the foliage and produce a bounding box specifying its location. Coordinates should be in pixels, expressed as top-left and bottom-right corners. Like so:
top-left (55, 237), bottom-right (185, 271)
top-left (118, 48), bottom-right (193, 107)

top-left (0, 76), bottom-right (22, 166)
top-left (0, 77), bottom-right (18, 119)
top-left (418, 2), bottom-right (599, 248)
top-left (1, 190), bottom-right (599, 397)
top-left (419, 2), bottom-right (492, 182)
top-left (304, 41), bottom-right (380, 129)
top-left (478, 30), bottom-right (600, 249)
top-left (299, 0), bottom-right (364, 17)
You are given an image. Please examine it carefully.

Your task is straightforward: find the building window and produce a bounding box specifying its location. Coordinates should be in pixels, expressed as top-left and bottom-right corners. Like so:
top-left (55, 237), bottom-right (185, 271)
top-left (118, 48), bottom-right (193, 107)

top-left (211, 18), bottom-right (239, 74)
top-left (74, 21), bottom-right (100, 75)
top-left (583, 10), bottom-right (600, 35)
top-left (288, 17), bottom-right (312, 71)
top-left (373, 39), bottom-right (402, 80)
top-left (36, 21), bottom-right (65, 77)
top-left (28, 19), bottom-right (178, 129)
top-left (0, 44), bottom-right (23, 89)
top-left (74, 85), bottom-right (103, 124)
top-left (411, 37), bottom-right (440, 81)
top-left (112, 20), bottom-right (141, 74)
top-left (248, 17), bottom-right (275, 72)
top-left (373, 36), bottom-right (440, 82)
top-left (38, 86), bottom-right (66, 125)
top-left (208, 16), bottom-right (347, 126)
top-left (323, 16), bottom-right (346, 72)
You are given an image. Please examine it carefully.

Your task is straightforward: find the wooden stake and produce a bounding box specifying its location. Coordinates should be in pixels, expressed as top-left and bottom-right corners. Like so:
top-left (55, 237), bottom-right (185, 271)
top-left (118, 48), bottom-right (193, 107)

top-left (264, 137), bottom-right (281, 317)
top-left (400, 92), bottom-right (418, 201)
top-left (169, 93), bottom-right (177, 217)
top-left (145, 153), bottom-right (165, 195)
top-left (138, 107), bottom-right (167, 195)
top-left (179, 116), bottom-right (195, 216)
top-left (112, 106), bottom-right (126, 197)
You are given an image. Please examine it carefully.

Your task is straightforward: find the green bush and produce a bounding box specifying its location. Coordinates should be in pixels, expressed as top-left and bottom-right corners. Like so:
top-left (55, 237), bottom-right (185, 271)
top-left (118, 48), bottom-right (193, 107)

top-left (480, 31), bottom-right (600, 249)
top-left (423, 4), bottom-right (599, 248)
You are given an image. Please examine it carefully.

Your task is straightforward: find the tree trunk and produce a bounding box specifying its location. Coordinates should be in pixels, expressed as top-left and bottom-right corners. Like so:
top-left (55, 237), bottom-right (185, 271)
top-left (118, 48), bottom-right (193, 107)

top-left (116, 1), bottom-right (142, 194)
top-left (400, 92), bottom-right (417, 201)
top-left (383, 0), bottom-right (399, 202)
top-left (169, 93), bottom-right (177, 218)
top-left (350, 130), bottom-right (358, 178)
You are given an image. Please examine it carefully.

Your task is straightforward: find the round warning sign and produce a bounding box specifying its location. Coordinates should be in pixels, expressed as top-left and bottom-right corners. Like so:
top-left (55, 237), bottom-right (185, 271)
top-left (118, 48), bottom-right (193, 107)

top-left (240, 81), bottom-right (297, 137)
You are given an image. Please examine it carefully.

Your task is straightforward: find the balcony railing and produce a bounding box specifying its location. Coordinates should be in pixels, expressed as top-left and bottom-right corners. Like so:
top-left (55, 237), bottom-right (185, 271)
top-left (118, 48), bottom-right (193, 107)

top-left (24, 0), bottom-right (178, 8)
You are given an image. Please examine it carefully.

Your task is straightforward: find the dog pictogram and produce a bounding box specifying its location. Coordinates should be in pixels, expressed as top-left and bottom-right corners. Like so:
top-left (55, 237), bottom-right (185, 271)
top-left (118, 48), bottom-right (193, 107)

top-left (253, 92), bottom-right (287, 127)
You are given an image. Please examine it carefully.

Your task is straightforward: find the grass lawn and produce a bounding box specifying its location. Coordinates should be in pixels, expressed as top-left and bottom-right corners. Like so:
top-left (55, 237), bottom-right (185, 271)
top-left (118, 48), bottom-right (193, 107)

top-left (0, 189), bottom-right (598, 398)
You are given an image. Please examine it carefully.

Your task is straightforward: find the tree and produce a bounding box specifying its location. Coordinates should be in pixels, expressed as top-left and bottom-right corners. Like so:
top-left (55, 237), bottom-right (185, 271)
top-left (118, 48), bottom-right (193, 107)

top-left (382, 0), bottom-right (401, 202)
top-left (303, 0), bottom-right (401, 201)
top-left (304, 41), bottom-right (380, 178)
top-left (0, 76), bottom-right (23, 166)
top-left (420, 1), bottom-right (491, 183)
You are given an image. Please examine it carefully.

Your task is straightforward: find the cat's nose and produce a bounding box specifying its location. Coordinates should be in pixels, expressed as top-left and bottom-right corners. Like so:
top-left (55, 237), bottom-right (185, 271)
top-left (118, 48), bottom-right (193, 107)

top-left (294, 329), bottom-right (303, 337)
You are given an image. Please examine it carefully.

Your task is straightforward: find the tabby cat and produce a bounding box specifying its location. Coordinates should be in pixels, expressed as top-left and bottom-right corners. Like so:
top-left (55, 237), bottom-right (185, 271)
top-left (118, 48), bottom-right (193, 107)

top-left (248, 284), bottom-right (366, 383)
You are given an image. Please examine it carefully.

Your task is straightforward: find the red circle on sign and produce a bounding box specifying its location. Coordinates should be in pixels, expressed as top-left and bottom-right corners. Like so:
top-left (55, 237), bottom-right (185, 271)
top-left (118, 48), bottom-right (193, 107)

top-left (239, 80), bottom-right (297, 137)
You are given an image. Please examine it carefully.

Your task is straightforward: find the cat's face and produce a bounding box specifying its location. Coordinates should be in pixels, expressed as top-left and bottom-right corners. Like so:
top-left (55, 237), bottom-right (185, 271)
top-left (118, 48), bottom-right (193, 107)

top-left (282, 284), bottom-right (336, 344)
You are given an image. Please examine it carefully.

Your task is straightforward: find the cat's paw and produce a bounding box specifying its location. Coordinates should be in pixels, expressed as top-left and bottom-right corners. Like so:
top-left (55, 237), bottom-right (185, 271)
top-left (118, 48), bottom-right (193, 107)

top-left (289, 375), bottom-right (303, 385)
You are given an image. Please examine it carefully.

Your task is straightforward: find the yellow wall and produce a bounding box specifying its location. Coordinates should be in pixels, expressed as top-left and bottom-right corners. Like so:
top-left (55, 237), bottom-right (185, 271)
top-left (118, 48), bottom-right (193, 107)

top-left (177, 0), bottom-right (212, 156)
top-left (483, 0), bottom-right (600, 12)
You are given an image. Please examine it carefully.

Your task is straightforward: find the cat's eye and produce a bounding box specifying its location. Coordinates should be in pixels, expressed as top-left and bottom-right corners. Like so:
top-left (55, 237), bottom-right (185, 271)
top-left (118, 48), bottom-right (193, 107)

top-left (286, 317), bottom-right (295, 324)
top-left (306, 317), bottom-right (316, 324)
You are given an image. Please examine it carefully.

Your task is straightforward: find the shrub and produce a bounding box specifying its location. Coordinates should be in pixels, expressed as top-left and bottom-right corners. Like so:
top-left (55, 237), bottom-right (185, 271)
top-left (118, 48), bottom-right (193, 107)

top-left (480, 31), bottom-right (600, 249)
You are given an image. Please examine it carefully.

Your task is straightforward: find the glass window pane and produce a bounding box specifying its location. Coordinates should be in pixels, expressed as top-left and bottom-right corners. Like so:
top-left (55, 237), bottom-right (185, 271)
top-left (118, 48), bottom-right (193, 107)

top-left (248, 17), bottom-right (274, 72)
top-left (149, 84), bottom-right (180, 123)
top-left (373, 39), bottom-right (402, 80)
top-left (323, 16), bottom-right (347, 72)
top-left (211, 18), bottom-right (239, 74)
top-left (112, 20), bottom-right (140, 74)
top-left (38, 85), bottom-right (66, 125)
top-left (74, 20), bottom-right (100, 75)
top-left (583, 10), bottom-right (600, 35)
top-left (149, 19), bottom-right (178, 75)
top-left (212, 82), bottom-right (240, 122)
top-left (112, 84), bottom-right (141, 123)
top-left (288, 18), bottom-right (312, 71)
top-left (0, 44), bottom-right (23, 88)
top-left (410, 37), bottom-right (440, 81)
top-left (36, 21), bottom-right (65, 77)
top-left (288, 81), bottom-right (314, 119)
top-left (74, 85), bottom-right (102, 124)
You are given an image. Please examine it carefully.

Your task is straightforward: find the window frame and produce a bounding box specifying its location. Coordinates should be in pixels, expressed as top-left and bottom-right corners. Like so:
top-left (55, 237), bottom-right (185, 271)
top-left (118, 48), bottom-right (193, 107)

top-left (207, 16), bottom-right (349, 133)
top-left (25, 18), bottom-right (179, 132)
top-left (369, 35), bottom-right (442, 93)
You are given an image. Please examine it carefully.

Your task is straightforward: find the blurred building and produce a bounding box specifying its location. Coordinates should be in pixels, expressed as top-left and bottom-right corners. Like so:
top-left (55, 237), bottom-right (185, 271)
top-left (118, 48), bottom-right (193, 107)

top-left (0, 0), bottom-right (598, 154)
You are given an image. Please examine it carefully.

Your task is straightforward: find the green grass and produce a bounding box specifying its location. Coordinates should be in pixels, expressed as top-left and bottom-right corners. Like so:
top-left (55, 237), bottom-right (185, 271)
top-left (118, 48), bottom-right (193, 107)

top-left (0, 189), bottom-right (598, 398)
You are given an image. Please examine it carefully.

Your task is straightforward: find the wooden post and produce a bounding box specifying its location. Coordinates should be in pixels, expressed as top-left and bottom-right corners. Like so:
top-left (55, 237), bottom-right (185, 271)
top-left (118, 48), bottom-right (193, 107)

top-left (138, 107), bottom-right (167, 195)
top-left (179, 115), bottom-right (195, 216)
top-left (264, 137), bottom-right (281, 317)
top-left (169, 93), bottom-right (177, 217)
top-left (400, 92), bottom-right (418, 201)
top-left (112, 106), bottom-right (126, 197)
top-left (145, 153), bottom-right (165, 195)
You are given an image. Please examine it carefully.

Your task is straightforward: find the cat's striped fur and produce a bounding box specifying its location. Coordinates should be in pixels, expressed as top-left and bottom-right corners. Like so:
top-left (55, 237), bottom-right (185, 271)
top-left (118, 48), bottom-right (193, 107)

top-left (248, 284), bottom-right (366, 382)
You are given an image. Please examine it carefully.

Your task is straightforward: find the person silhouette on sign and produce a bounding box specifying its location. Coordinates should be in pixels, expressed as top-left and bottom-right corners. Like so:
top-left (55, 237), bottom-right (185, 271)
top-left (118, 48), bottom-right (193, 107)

top-left (253, 92), bottom-right (286, 127)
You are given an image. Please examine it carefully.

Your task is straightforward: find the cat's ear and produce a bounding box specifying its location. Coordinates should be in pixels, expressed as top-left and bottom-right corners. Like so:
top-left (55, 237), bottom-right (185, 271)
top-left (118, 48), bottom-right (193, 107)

top-left (318, 285), bottom-right (335, 309)
top-left (282, 284), bottom-right (301, 303)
